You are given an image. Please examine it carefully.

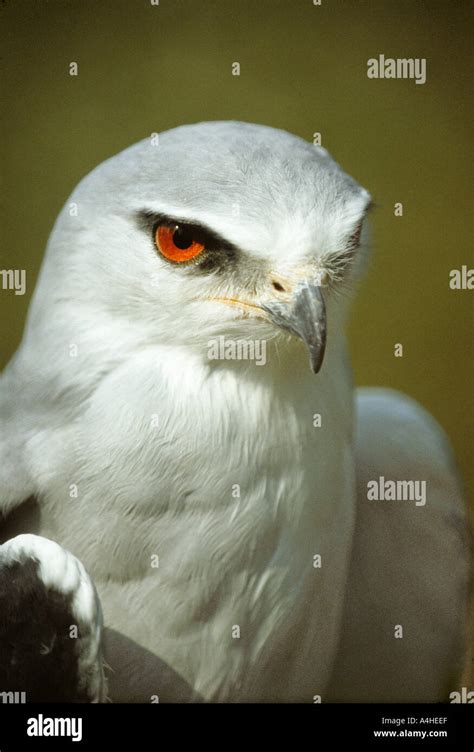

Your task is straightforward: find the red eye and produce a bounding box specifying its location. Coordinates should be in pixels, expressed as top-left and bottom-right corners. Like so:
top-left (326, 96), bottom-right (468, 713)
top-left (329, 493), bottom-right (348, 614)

top-left (155, 225), bottom-right (205, 263)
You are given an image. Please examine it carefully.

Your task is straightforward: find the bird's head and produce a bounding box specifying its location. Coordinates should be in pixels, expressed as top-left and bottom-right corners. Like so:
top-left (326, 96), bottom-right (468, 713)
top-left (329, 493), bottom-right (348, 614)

top-left (38, 121), bottom-right (372, 376)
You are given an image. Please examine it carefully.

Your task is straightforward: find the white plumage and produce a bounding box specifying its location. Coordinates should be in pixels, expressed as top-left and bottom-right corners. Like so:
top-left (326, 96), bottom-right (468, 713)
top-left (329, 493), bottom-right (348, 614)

top-left (0, 122), bottom-right (469, 702)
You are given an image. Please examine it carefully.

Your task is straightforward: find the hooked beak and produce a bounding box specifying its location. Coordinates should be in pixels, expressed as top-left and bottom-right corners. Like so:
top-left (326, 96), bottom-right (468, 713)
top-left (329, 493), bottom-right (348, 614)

top-left (262, 282), bottom-right (327, 374)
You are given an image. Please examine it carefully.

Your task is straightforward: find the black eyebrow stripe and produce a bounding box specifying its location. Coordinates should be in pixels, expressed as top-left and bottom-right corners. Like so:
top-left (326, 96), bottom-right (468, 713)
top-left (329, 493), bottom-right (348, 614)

top-left (137, 210), bottom-right (238, 252)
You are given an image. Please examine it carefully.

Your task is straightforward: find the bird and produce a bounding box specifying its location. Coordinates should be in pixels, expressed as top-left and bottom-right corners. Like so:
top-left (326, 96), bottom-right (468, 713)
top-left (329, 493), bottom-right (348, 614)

top-left (0, 121), bottom-right (470, 702)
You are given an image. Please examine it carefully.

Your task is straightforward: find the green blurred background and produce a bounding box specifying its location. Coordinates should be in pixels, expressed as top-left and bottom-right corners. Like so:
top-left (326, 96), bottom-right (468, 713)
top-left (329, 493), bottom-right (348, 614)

top-left (1, 0), bottom-right (472, 513)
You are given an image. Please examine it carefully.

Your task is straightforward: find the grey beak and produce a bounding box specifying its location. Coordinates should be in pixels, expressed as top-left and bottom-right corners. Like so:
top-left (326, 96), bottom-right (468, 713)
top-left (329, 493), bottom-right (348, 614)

top-left (262, 282), bottom-right (327, 374)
